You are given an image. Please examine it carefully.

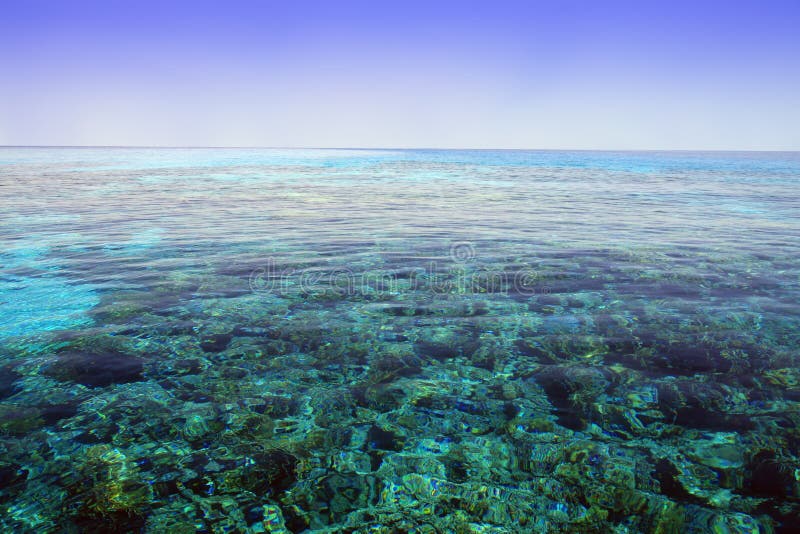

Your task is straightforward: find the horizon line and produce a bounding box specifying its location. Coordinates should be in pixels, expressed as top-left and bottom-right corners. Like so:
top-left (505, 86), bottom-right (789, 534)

top-left (1, 145), bottom-right (799, 153)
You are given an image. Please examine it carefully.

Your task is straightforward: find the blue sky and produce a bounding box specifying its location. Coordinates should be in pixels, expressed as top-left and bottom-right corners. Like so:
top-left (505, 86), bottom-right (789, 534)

top-left (1, 0), bottom-right (798, 149)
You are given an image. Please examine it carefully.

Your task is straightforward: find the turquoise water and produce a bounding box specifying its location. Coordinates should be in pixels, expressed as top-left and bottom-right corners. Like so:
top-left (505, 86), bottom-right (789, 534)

top-left (1, 147), bottom-right (800, 532)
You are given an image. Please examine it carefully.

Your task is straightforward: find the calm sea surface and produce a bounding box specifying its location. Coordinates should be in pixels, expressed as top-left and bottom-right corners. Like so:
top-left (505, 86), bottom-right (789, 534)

top-left (1, 148), bottom-right (800, 532)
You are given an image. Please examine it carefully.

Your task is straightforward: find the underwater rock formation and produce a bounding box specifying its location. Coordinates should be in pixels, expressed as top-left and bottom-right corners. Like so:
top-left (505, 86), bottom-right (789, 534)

top-left (45, 350), bottom-right (145, 388)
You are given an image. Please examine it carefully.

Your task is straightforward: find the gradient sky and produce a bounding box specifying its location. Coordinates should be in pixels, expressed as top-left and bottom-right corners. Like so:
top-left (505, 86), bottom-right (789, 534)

top-left (1, 0), bottom-right (799, 149)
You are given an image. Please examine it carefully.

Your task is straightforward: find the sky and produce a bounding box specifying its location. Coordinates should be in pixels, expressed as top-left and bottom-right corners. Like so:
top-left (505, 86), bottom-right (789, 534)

top-left (1, 0), bottom-right (799, 150)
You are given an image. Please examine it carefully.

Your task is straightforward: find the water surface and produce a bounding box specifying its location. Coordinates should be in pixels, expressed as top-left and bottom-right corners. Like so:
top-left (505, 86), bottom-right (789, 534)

top-left (1, 148), bottom-right (799, 532)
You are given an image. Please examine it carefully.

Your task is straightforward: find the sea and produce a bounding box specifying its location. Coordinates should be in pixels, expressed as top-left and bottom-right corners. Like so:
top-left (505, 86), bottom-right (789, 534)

top-left (1, 147), bottom-right (799, 532)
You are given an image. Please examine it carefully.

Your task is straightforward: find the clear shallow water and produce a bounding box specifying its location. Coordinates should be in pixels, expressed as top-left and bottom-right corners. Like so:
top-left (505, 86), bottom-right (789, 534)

top-left (1, 147), bottom-right (800, 532)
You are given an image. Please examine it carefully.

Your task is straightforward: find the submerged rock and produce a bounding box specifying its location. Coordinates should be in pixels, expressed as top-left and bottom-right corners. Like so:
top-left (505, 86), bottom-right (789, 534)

top-left (742, 450), bottom-right (798, 499)
top-left (655, 379), bottom-right (753, 431)
top-left (236, 450), bottom-right (299, 497)
top-left (652, 458), bottom-right (707, 505)
top-left (0, 462), bottom-right (28, 490)
top-left (59, 444), bottom-right (152, 531)
top-left (686, 434), bottom-right (745, 471)
top-left (70, 509), bottom-right (147, 534)
top-left (0, 365), bottom-right (21, 400)
top-left (45, 350), bottom-right (145, 387)
top-left (530, 364), bottom-right (611, 430)
top-left (0, 405), bottom-right (44, 436)
top-left (199, 333), bottom-right (232, 353)
top-left (366, 425), bottom-right (405, 452)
